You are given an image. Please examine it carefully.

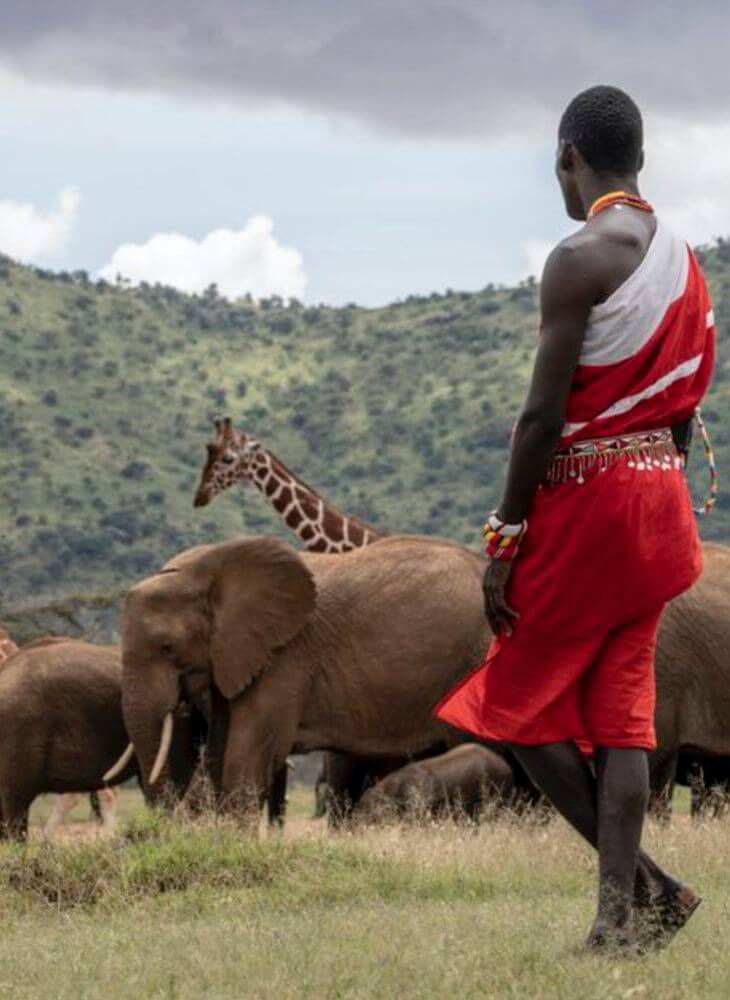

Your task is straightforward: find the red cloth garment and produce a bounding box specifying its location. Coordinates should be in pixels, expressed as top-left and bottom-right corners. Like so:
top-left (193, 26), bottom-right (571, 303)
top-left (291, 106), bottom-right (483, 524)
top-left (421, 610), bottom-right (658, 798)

top-left (436, 220), bottom-right (715, 750)
top-left (436, 607), bottom-right (663, 752)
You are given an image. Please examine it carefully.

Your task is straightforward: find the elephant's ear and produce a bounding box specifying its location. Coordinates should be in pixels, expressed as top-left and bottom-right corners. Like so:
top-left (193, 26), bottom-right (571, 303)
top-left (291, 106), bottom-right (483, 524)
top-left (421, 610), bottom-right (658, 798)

top-left (209, 537), bottom-right (317, 700)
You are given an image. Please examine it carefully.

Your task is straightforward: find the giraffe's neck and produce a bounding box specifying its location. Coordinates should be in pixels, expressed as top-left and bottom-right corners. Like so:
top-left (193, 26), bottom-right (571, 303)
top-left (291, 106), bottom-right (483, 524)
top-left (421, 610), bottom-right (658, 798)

top-left (246, 450), bottom-right (383, 554)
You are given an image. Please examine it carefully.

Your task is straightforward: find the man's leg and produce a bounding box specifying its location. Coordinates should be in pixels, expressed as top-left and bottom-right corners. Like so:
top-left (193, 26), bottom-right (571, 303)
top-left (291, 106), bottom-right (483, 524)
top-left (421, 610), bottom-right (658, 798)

top-left (508, 741), bottom-right (679, 911)
top-left (591, 747), bottom-right (649, 938)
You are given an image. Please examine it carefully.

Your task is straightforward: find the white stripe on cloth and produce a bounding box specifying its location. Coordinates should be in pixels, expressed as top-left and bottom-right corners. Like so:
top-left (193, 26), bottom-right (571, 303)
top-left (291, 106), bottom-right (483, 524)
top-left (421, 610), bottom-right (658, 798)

top-left (707, 308), bottom-right (715, 328)
top-left (580, 222), bottom-right (689, 367)
top-left (563, 353), bottom-right (704, 437)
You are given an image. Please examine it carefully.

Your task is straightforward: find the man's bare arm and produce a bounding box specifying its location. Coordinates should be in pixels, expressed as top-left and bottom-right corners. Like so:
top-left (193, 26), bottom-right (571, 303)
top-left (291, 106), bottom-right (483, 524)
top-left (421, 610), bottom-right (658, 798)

top-left (484, 241), bottom-right (599, 634)
top-left (497, 243), bottom-right (598, 523)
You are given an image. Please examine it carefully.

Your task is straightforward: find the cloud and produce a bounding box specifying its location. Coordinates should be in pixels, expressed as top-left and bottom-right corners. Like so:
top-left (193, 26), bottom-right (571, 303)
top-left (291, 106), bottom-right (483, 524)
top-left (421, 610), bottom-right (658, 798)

top-left (0, 187), bottom-right (80, 262)
top-left (1, 3), bottom-right (730, 137)
top-left (99, 214), bottom-right (307, 300)
top-left (646, 120), bottom-right (730, 247)
top-left (522, 238), bottom-right (552, 280)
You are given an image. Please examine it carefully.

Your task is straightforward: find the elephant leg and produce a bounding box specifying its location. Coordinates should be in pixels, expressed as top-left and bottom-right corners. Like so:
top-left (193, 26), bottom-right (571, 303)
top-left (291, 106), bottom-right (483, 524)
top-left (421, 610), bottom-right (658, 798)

top-left (324, 754), bottom-right (372, 828)
top-left (221, 668), bottom-right (306, 827)
top-left (691, 763), bottom-right (730, 821)
top-left (687, 762), bottom-right (708, 820)
top-left (713, 782), bottom-right (730, 820)
top-left (266, 764), bottom-right (289, 829)
top-left (97, 788), bottom-right (119, 831)
top-left (1, 790), bottom-right (31, 841)
top-left (647, 749), bottom-right (678, 823)
top-left (313, 767), bottom-right (328, 818)
top-left (44, 793), bottom-right (80, 838)
top-left (89, 791), bottom-right (103, 824)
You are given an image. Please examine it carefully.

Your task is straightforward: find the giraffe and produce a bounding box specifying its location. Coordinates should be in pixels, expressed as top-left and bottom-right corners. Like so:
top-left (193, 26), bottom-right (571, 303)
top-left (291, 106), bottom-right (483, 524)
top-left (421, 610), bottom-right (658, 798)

top-left (193, 417), bottom-right (382, 552)
top-left (193, 419), bottom-right (463, 824)
top-left (0, 627), bottom-right (119, 837)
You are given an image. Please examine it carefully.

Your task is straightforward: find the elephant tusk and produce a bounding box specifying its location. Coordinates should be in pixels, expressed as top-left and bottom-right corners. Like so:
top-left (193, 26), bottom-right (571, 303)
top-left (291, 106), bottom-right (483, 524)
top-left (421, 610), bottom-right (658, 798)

top-left (103, 742), bottom-right (135, 783)
top-left (149, 712), bottom-right (174, 786)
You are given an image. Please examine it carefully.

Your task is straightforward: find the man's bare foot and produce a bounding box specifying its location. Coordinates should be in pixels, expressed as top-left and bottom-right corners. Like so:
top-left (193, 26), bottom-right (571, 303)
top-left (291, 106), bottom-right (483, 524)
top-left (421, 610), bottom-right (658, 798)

top-left (635, 884), bottom-right (702, 950)
top-left (585, 916), bottom-right (640, 957)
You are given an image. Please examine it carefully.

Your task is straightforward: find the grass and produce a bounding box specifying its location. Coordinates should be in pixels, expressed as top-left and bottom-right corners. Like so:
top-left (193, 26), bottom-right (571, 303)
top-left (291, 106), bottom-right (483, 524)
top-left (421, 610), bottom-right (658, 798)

top-left (0, 787), bottom-right (727, 999)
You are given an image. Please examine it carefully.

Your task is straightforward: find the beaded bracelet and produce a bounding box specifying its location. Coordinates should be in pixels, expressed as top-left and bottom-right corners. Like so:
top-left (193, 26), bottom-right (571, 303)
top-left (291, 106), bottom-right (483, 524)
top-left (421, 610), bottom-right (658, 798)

top-left (482, 512), bottom-right (528, 561)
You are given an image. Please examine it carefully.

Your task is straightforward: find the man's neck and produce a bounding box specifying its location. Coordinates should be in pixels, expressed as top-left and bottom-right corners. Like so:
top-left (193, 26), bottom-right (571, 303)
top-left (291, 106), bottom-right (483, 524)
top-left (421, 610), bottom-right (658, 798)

top-left (579, 174), bottom-right (641, 219)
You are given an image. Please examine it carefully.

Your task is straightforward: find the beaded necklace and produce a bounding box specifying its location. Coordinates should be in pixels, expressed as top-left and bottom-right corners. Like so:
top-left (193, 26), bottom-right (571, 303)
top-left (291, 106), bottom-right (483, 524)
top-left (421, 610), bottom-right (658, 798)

top-left (587, 189), bottom-right (654, 220)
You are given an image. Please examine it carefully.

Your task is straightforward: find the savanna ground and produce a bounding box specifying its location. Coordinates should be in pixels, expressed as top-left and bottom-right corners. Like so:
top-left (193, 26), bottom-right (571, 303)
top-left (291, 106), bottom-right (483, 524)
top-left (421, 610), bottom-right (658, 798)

top-left (0, 787), bottom-right (724, 999)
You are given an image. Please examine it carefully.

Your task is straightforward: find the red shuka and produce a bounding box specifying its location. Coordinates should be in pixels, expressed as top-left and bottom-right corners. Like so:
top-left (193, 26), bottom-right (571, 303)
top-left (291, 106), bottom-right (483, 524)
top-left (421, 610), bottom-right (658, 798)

top-left (436, 220), bottom-right (715, 751)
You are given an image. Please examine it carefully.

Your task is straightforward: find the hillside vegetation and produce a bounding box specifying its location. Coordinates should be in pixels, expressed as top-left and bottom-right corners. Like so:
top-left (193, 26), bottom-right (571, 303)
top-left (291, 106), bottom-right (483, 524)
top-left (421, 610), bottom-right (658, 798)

top-left (1, 244), bottom-right (728, 611)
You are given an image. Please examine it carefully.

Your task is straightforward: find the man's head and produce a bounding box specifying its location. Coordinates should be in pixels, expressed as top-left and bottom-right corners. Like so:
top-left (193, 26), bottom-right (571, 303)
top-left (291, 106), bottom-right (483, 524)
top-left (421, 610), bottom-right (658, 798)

top-left (556, 86), bottom-right (644, 220)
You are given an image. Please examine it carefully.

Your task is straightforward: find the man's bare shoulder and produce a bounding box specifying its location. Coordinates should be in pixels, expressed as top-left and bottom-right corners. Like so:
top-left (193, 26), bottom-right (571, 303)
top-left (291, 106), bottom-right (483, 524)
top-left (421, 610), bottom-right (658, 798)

top-left (549, 227), bottom-right (604, 268)
top-left (542, 229), bottom-right (605, 301)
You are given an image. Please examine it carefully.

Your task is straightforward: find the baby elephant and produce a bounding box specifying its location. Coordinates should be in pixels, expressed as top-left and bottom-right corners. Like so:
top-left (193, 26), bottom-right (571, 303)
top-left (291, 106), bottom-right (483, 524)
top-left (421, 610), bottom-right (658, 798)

top-left (355, 744), bottom-right (515, 823)
top-left (0, 639), bottom-right (137, 838)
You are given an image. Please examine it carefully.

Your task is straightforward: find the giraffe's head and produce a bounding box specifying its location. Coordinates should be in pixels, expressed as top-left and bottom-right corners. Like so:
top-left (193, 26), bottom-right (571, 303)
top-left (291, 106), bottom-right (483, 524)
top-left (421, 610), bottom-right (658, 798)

top-left (193, 417), bottom-right (263, 508)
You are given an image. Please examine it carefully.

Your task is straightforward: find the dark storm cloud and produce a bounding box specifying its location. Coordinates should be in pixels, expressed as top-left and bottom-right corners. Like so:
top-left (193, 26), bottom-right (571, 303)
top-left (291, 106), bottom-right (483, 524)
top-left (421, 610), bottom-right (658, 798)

top-left (2, 1), bottom-right (728, 135)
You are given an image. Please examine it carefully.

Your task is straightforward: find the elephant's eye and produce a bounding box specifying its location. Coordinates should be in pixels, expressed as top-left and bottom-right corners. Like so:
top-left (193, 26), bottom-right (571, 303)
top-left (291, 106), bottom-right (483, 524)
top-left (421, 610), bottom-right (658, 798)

top-left (160, 642), bottom-right (174, 655)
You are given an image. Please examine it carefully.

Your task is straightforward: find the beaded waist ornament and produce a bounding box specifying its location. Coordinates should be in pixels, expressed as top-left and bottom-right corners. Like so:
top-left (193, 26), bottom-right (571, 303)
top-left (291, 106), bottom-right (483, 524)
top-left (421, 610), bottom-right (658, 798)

top-left (546, 414), bottom-right (717, 517)
top-left (546, 429), bottom-right (678, 485)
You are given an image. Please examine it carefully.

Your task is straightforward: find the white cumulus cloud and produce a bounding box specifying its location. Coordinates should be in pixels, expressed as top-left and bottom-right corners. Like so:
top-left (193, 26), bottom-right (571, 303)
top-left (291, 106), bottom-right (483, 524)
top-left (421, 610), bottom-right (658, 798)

top-left (100, 215), bottom-right (307, 300)
top-left (646, 120), bottom-right (730, 247)
top-left (0, 186), bottom-right (80, 262)
top-left (522, 238), bottom-right (553, 280)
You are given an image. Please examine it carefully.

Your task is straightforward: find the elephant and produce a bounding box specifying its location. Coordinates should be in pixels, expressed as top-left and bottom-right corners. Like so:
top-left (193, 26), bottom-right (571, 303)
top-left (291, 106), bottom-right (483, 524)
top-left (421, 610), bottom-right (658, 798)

top-left (118, 534), bottom-right (489, 818)
top-left (315, 741), bottom-right (543, 824)
top-left (315, 748), bottom-right (449, 824)
top-left (649, 543), bottom-right (730, 817)
top-left (0, 633), bottom-right (115, 833)
top-left (309, 544), bottom-right (730, 825)
top-left (0, 640), bottom-right (137, 838)
top-left (0, 639), bottom-right (203, 839)
top-left (118, 532), bottom-right (730, 824)
top-left (354, 744), bottom-right (516, 823)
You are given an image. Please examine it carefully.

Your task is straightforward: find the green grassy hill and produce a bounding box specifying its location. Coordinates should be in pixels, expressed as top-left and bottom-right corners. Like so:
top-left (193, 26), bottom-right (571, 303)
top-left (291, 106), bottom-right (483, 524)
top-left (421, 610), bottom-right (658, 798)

top-left (1, 244), bottom-right (728, 609)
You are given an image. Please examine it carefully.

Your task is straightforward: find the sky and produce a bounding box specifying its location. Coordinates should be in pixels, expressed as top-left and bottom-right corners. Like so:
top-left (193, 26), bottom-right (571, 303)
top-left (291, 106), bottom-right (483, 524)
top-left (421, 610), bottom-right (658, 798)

top-left (2, 2), bottom-right (730, 306)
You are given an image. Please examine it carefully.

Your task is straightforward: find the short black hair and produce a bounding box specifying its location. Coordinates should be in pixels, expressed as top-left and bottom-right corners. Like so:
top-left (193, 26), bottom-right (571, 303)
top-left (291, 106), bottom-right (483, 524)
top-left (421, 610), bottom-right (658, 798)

top-left (559, 86), bottom-right (643, 174)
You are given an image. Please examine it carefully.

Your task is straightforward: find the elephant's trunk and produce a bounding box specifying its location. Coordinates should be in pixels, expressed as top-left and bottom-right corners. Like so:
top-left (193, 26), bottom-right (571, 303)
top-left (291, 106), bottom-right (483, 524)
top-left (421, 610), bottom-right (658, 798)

top-left (121, 662), bottom-right (180, 801)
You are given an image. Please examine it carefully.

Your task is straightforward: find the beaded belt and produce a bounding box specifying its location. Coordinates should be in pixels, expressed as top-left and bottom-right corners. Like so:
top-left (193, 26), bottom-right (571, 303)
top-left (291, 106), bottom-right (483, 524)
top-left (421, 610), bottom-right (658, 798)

top-left (546, 428), bottom-right (680, 486)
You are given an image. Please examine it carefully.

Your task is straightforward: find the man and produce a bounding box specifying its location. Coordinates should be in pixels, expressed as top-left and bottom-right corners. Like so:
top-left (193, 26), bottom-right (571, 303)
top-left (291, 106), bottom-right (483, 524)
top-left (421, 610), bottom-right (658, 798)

top-left (437, 85), bottom-right (715, 952)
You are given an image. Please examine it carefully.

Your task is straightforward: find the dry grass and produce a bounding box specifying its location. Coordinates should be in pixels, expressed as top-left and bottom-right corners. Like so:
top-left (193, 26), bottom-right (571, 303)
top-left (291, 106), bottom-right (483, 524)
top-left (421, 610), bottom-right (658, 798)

top-left (0, 788), bottom-right (727, 999)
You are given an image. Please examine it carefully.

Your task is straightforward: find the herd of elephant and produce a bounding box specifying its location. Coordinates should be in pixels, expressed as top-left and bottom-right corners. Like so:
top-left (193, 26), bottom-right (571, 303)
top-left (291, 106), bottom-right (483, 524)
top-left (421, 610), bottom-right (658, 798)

top-left (1, 418), bottom-right (730, 838)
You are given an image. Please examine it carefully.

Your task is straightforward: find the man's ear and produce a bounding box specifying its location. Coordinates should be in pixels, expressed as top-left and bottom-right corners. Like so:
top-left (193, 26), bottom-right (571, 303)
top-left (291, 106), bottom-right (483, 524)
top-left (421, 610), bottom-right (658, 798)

top-left (558, 138), bottom-right (575, 173)
top-left (637, 148), bottom-right (645, 172)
